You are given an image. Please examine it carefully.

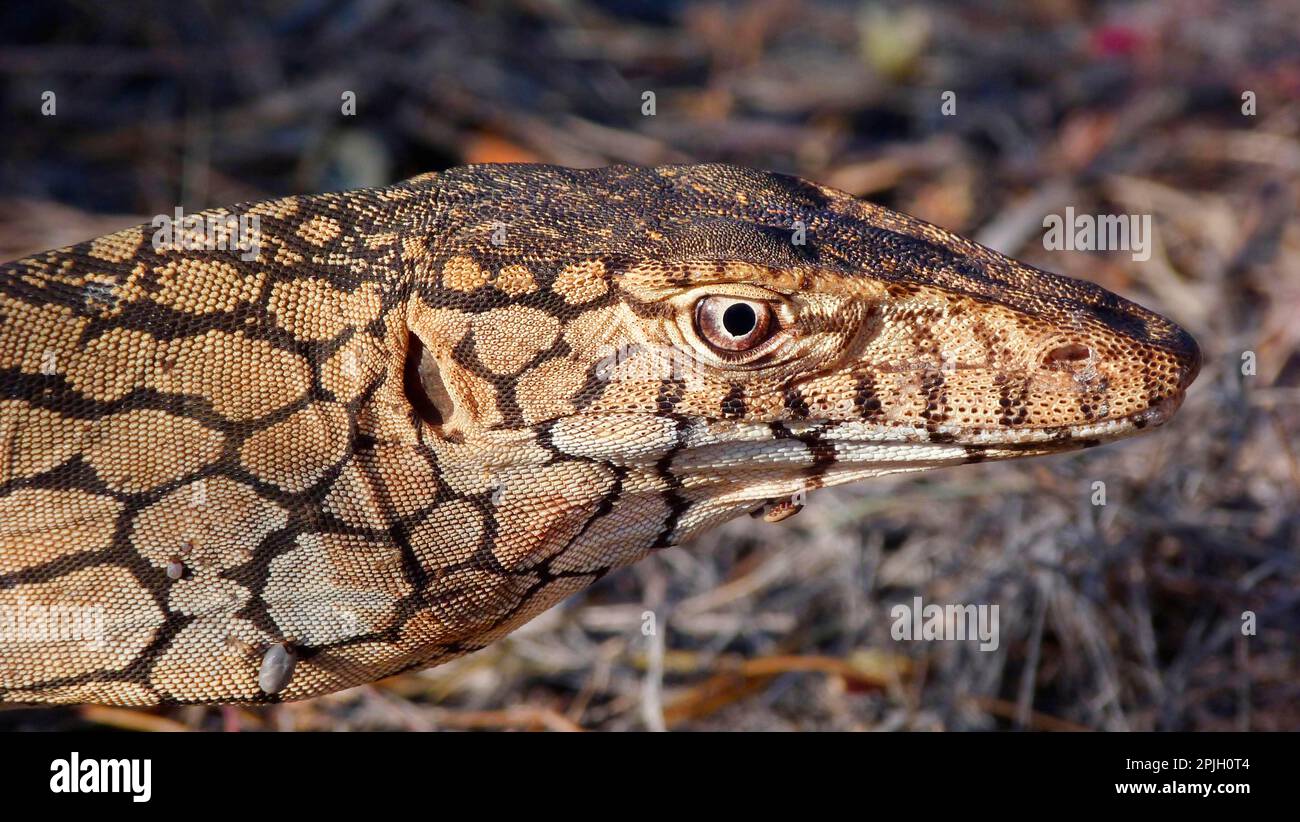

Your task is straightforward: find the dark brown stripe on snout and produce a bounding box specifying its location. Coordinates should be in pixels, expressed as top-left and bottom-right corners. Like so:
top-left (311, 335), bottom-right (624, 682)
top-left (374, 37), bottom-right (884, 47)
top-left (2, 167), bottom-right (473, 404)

top-left (782, 385), bottom-right (811, 418)
top-left (919, 369), bottom-right (948, 435)
top-left (720, 383), bottom-right (746, 419)
top-left (853, 373), bottom-right (884, 419)
top-left (996, 374), bottom-right (1031, 427)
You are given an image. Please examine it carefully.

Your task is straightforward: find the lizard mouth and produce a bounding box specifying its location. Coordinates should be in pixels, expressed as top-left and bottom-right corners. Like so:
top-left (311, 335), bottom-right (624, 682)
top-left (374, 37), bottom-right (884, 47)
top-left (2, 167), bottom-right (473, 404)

top-left (935, 387), bottom-right (1190, 454)
top-left (720, 385), bottom-right (1193, 480)
top-left (675, 386), bottom-right (1190, 482)
top-left (1126, 389), bottom-right (1186, 429)
top-left (813, 384), bottom-right (1190, 447)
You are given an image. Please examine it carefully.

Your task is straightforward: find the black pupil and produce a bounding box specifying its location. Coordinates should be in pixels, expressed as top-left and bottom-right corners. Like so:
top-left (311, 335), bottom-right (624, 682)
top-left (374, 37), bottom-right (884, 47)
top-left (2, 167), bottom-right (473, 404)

top-left (722, 303), bottom-right (757, 337)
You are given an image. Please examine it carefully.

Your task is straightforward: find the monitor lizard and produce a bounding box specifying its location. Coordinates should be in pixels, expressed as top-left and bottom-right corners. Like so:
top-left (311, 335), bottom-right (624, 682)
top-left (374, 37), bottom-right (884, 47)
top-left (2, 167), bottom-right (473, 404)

top-left (0, 163), bottom-right (1200, 705)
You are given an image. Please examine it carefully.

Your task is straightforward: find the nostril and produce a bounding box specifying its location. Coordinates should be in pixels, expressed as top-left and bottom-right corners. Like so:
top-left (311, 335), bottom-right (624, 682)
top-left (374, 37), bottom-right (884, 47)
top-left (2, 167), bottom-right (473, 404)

top-left (1044, 343), bottom-right (1092, 364)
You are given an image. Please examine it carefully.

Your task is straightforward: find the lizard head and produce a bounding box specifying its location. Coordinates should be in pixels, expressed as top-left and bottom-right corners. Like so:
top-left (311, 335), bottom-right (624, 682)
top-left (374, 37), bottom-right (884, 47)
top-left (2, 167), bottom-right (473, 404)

top-left (0, 161), bottom-right (1202, 704)
top-left (409, 163), bottom-right (1200, 547)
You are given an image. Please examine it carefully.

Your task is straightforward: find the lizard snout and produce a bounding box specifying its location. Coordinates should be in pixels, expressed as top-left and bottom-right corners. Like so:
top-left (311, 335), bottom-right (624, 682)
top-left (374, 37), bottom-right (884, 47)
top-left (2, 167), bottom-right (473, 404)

top-left (1170, 324), bottom-right (1202, 391)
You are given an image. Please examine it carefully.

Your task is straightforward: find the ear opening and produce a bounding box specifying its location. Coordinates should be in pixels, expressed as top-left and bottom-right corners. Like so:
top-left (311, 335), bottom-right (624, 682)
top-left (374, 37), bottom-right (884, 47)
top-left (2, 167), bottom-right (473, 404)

top-left (403, 330), bottom-right (456, 429)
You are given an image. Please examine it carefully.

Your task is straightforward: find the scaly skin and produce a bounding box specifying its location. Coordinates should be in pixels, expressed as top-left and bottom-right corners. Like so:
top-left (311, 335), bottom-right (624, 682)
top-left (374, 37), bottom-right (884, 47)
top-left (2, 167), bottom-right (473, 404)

top-left (0, 163), bottom-right (1200, 705)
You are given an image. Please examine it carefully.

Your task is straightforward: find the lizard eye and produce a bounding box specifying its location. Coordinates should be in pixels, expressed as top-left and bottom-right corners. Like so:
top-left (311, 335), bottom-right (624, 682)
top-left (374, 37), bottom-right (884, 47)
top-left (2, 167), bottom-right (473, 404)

top-left (694, 296), bottom-right (775, 352)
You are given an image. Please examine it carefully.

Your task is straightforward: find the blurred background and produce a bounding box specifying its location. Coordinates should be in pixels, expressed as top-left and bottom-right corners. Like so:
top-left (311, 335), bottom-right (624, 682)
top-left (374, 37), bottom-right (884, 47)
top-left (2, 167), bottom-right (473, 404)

top-left (0, 0), bottom-right (1296, 731)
